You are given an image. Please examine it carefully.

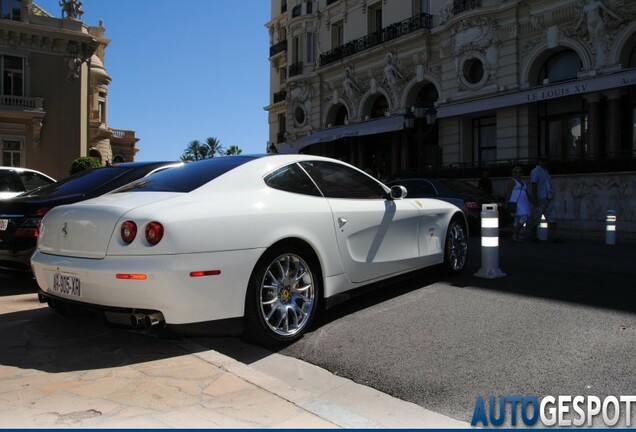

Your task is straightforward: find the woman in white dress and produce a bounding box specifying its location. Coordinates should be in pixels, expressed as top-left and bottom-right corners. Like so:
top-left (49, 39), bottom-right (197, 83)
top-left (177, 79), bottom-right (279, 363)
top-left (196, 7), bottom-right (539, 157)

top-left (506, 166), bottom-right (531, 242)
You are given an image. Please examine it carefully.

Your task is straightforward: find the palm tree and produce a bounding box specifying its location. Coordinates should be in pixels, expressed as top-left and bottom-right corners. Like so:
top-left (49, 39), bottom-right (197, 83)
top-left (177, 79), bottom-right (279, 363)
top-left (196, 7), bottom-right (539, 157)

top-left (205, 137), bottom-right (224, 158)
top-left (225, 145), bottom-right (242, 155)
top-left (183, 140), bottom-right (204, 161)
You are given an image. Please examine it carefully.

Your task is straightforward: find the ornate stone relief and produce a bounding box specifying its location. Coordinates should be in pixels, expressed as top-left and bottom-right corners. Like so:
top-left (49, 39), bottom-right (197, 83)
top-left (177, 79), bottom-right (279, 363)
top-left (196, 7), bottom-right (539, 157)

top-left (572, 0), bottom-right (625, 69)
top-left (65, 40), bottom-right (92, 81)
top-left (382, 51), bottom-right (406, 107)
top-left (342, 65), bottom-right (363, 107)
top-left (451, 17), bottom-right (500, 90)
top-left (289, 80), bottom-right (313, 128)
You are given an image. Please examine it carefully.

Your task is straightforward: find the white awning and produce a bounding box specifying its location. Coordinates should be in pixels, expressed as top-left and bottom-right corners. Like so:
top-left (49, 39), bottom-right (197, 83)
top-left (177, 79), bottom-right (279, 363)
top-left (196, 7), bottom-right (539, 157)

top-left (279, 115), bottom-right (406, 154)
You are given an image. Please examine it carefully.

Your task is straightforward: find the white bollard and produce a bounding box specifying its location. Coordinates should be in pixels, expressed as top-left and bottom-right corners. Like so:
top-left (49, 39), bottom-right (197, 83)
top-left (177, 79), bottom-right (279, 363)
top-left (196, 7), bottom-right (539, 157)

top-left (606, 210), bottom-right (616, 245)
top-left (474, 204), bottom-right (506, 279)
top-left (537, 215), bottom-right (548, 242)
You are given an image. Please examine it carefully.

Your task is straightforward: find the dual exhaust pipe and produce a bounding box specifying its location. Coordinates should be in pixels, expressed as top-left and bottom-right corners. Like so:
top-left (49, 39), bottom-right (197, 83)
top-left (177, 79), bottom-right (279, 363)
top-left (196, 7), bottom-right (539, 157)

top-left (130, 312), bottom-right (165, 330)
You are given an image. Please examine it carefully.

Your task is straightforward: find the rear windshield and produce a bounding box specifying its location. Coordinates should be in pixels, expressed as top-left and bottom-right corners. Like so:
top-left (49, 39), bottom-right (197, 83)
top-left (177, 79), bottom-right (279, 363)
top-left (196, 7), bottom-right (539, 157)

top-left (114, 156), bottom-right (260, 193)
top-left (20, 166), bottom-right (133, 197)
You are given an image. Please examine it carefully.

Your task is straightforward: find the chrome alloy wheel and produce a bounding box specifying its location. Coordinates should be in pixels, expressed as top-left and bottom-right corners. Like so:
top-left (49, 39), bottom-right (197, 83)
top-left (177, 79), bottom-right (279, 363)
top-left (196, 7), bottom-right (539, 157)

top-left (446, 221), bottom-right (468, 273)
top-left (259, 253), bottom-right (316, 337)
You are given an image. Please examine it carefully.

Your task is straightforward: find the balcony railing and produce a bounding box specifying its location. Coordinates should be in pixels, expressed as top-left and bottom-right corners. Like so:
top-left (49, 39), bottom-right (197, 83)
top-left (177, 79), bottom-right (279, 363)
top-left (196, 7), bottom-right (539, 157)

top-left (288, 61), bottom-right (303, 78)
top-left (273, 90), bottom-right (287, 103)
top-left (0, 95), bottom-right (44, 110)
top-left (111, 129), bottom-right (136, 139)
top-left (320, 13), bottom-right (432, 67)
top-left (269, 39), bottom-right (288, 57)
top-left (452, 0), bottom-right (482, 15)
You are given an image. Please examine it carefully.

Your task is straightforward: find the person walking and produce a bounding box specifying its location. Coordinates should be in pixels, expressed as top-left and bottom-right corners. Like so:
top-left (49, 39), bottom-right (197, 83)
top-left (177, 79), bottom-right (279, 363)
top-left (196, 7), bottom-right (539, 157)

top-left (529, 156), bottom-right (560, 242)
top-left (506, 166), bottom-right (531, 242)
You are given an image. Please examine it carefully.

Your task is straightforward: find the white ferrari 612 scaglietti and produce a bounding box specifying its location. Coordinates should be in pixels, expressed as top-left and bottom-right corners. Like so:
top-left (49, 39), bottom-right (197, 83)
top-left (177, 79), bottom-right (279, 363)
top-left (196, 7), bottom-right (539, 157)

top-left (31, 154), bottom-right (468, 345)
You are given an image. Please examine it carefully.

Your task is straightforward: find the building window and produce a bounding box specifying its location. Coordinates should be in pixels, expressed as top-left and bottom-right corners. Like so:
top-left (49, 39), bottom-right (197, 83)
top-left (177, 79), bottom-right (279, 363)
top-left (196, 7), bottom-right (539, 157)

top-left (1, 0), bottom-right (21, 21)
top-left (463, 58), bottom-right (484, 84)
top-left (632, 107), bottom-right (636, 152)
top-left (277, 113), bottom-right (286, 143)
top-left (370, 96), bottom-right (389, 119)
top-left (539, 50), bottom-right (581, 84)
top-left (331, 20), bottom-right (343, 49)
top-left (98, 91), bottom-right (106, 123)
top-left (413, 0), bottom-right (430, 14)
top-left (306, 33), bottom-right (314, 64)
top-left (539, 96), bottom-right (586, 160)
top-left (629, 45), bottom-right (636, 67)
top-left (293, 36), bottom-right (300, 63)
top-left (279, 67), bottom-right (287, 85)
top-left (472, 117), bottom-right (496, 164)
top-left (1, 55), bottom-right (24, 96)
top-left (368, 3), bottom-right (382, 33)
top-left (2, 140), bottom-right (21, 166)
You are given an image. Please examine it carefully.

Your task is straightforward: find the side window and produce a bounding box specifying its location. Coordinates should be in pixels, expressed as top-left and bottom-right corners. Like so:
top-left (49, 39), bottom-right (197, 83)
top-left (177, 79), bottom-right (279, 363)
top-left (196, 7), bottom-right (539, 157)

top-left (264, 163), bottom-right (322, 196)
top-left (18, 172), bottom-right (53, 191)
top-left (0, 171), bottom-right (22, 192)
top-left (300, 161), bottom-right (387, 199)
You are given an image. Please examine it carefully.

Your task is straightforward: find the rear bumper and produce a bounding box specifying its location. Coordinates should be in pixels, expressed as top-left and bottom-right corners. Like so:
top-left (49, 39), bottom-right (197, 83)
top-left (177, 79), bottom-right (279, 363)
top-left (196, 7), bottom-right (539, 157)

top-left (31, 248), bottom-right (265, 326)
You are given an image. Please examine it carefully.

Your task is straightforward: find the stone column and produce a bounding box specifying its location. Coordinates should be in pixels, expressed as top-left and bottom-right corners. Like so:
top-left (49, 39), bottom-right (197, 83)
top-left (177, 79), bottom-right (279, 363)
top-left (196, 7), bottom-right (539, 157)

top-left (604, 90), bottom-right (624, 159)
top-left (584, 93), bottom-right (602, 159)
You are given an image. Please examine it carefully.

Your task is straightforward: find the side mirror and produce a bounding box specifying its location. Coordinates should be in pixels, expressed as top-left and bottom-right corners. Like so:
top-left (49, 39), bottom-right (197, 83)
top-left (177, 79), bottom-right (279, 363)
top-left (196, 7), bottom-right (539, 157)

top-left (389, 185), bottom-right (408, 200)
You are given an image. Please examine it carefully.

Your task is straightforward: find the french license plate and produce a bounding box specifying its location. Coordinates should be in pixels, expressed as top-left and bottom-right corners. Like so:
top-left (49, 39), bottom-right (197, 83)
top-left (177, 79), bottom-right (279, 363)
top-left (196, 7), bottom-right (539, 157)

top-left (0, 219), bottom-right (7, 231)
top-left (52, 273), bottom-right (81, 297)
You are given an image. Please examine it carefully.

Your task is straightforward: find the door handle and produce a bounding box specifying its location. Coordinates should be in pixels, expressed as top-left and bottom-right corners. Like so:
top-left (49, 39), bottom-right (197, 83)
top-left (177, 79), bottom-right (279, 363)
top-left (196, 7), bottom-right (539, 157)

top-left (337, 217), bottom-right (347, 228)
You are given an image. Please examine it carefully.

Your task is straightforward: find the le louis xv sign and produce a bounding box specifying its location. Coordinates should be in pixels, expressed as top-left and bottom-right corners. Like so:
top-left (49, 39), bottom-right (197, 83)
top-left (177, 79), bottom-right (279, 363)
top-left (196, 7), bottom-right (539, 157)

top-left (437, 70), bottom-right (636, 118)
top-left (525, 71), bottom-right (636, 103)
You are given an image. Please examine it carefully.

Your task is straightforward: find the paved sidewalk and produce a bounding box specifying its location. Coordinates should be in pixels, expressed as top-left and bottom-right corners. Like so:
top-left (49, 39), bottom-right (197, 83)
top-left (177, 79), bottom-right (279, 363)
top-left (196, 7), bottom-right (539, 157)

top-left (0, 292), bottom-right (468, 428)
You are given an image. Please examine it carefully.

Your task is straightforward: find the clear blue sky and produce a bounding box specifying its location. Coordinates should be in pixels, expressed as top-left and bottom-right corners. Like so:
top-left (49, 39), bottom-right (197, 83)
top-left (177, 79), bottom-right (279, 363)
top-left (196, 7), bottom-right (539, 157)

top-left (36, 0), bottom-right (271, 161)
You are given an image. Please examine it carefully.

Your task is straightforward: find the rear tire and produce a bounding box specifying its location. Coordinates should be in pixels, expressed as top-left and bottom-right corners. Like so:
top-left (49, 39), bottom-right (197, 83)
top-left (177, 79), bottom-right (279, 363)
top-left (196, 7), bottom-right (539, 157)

top-left (443, 218), bottom-right (468, 274)
top-left (243, 245), bottom-right (321, 346)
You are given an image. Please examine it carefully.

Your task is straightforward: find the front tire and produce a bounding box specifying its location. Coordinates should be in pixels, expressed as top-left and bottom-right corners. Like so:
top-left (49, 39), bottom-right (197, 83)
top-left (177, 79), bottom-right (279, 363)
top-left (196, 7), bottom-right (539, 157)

top-left (244, 245), bottom-right (320, 345)
top-left (444, 218), bottom-right (468, 274)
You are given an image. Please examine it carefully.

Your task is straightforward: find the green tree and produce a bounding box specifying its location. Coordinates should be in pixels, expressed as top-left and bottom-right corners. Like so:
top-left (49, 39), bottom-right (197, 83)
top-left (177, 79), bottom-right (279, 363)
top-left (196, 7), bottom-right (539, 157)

top-left (182, 140), bottom-right (207, 161)
top-left (205, 137), bottom-right (224, 158)
top-left (225, 145), bottom-right (242, 155)
top-left (70, 156), bottom-right (101, 174)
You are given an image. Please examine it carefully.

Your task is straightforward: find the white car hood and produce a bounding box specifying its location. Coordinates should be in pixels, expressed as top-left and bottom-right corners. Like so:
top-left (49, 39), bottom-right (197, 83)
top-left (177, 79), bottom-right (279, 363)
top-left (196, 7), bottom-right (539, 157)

top-left (38, 192), bottom-right (180, 259)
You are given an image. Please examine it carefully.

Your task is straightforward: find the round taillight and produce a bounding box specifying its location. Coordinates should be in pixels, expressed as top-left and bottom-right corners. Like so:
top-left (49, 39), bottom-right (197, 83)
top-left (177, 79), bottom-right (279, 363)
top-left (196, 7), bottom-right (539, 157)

top-left (120, 221), bottom-right (137, 244)
top-left (145, 222), bottom-right (164, 246)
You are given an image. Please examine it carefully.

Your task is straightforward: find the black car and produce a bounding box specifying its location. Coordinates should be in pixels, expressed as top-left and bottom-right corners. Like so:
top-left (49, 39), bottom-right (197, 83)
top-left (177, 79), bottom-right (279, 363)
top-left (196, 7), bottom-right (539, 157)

top-left (386, 178), bottom-right (509, 234)
top-left (0, 161), bottom-right (181, 273)
top-left (0, 166), bottom-right (56, 199)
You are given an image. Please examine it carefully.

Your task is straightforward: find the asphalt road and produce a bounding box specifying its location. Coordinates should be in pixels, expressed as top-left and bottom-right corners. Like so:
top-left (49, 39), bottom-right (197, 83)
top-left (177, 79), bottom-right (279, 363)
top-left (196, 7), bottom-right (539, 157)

top-left (270, 237), bottom-right (636, 424)
top-left (3, 236), bottom-right (635, 426)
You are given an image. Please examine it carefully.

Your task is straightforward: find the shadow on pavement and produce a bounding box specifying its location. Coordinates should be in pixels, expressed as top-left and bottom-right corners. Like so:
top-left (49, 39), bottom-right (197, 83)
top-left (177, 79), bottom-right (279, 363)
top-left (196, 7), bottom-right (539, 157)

top-left (450, 237), bottom-right (636, 313)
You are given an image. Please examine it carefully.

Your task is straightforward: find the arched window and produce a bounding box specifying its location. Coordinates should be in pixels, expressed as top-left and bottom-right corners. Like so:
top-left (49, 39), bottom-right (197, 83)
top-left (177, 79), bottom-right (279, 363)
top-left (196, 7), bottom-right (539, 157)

top-left (538, 50), bottom-right (581, 84)
top-left (333, 105), bottom-right (347, 126)
top-left (629, 44), bottom-right (636, 67)
top-left (370, 96), bottom-right (389, 119)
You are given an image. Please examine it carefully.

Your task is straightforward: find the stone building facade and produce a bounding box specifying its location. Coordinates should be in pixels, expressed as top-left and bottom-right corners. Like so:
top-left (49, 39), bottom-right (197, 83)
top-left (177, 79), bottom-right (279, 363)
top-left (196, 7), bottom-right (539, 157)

top-left (0, 0), bottom-right (138, 180)
top-left (265, 0), bottom-right (636, 238)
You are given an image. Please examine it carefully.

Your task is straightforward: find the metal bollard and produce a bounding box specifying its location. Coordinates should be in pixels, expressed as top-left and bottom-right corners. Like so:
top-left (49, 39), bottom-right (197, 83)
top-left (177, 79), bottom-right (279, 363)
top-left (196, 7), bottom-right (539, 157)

top-left (537, 215), bottom-right (548, 242)
top-left (606, 209), bottom-right (616, 245)
top-left (474, 204), bottom-right (506, 279)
